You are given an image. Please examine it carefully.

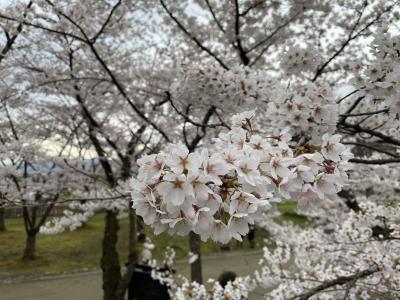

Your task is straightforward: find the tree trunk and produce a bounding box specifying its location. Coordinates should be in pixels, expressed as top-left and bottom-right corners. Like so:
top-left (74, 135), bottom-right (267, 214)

top-left (23, 231), bottom-right (36, 260)
top-left (189, 231), bottom-right (203, 283)
top-left (101, 211), bottom-right (121, 300)
top-left (116, 209), bottom-right (138, 300)
top-left (0, 206), bottom-right (5, 231)
top-left (128, 210), bottom-right (138, 263)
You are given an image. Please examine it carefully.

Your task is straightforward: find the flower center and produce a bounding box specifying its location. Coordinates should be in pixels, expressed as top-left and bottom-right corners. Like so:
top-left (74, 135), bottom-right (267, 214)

top-left (325, 143), bottom-right (334, 152)
top-left (173, 178), bottom-right (184, 189)
top-left (241, 164), bottom-right (251, 174)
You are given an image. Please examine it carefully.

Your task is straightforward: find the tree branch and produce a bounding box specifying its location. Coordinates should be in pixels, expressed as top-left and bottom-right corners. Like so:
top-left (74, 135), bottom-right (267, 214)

top-left (293, 267), bottom-right (380, 300)
top-left (0, 1), bottom-right (33, 65)
top-left (159, 0), bottom-right (229, 70)
top-left (343, 141), bottom-right (399, 158)
top-left (339, 122), bottom-right (400, 147)
top-left (233, 0), bottom-right (250, 65)
top-left (349, 158), bottom-right (400, 164)
top-left (0, 14), bottom-right (86, 42)
top-left (312, 2), bottom-right (394, 82)
top-left (204, 0), bottom-right (225, 33)
top-left (92, 0), bottom-right (122, 42)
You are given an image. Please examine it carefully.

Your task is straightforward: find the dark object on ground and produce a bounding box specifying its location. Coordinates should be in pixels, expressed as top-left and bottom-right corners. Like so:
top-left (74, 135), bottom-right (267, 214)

top-left (372, 225), bottom-right (393, 240)
top-left (137, 233), bottom-right (146, 243)
top-left (220, 241), bottom-right (231, 251)
top-left (218, 271), bottom-right (237, 287)
top-left (248, 225), bottom-right (255, 248)
top-left (128, 264), bottom-right (170, 300)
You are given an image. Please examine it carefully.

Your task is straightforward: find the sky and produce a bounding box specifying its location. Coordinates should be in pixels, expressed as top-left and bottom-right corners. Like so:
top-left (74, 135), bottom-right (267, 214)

top-left (0, 0), bottom-right (15, 9)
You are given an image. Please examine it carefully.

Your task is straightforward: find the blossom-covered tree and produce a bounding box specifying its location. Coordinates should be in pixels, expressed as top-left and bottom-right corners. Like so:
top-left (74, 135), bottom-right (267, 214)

top-left (0, 146), bottom-right (83, 259)
top-left (0, 0), bottom-right (221, 296)
top-left (0, 0), bottom-right (145, 296)
top-left (131, 1), bottom-right (400, 298)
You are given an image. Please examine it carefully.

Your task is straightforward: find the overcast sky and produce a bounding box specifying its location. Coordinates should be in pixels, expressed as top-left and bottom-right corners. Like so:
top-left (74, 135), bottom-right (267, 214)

top-left (0, 0), bottom-right (14, 8)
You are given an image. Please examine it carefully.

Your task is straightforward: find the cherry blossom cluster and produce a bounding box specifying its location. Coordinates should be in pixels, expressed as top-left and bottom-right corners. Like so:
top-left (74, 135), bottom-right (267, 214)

top-left (144, 241), bottom-right (256, 300)
top-left (265, 82), bottom-right (339, 142)
top-left (38, 159), bottom-right (129, 235)
top-left (0, 160), bottom-right (69, 206)
top-left (172, 276), bottom-right (256, 300)
top-left (148, 246), bottom-right (176, 289)
top-left (131, 111), bottom-right (353, 243)
top-left (280, 44), bottom-right (321, 75)
top-left (0, 147), bottom-right (107, 208)
top-left (0, 141), bottom-right (38, 162)
top-left (170, 64), bottom-right (338, 144)
top-left (170, 64), bottom-right (273, 114)
top-left (255, 201), bottom-right (400, 299)
top-left (39, 197), bottom-right (128, 234)
top-left (346, 163), bottom-right (400, 204)
top-left (349, 25), bottom-right (400, 125)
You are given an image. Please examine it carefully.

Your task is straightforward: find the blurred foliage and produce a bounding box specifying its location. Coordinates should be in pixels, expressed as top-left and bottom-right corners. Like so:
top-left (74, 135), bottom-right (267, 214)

top-left (276, 201), bottom-right (309, 227)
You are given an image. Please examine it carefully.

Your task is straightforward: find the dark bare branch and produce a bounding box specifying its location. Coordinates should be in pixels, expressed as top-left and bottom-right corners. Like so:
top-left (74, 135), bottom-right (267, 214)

top-left (233, 0), bottom-right (250, 65)
top-left (0, 14), bottom-right (86, 42)
top-left (92, 0), bottom-right (122, 42)
top-left (159, 0), bottom-right (229, 70)
top-left (204, 0), bottom-right (225, 34)
top-left (339, 122), bottom-right (400, 147)
top-left (0, 1), bottom-right (33, 65)
top-left (293, 267), bottom-right (380, 300)
top-left (343, 142), bottom-right (399, 158)
top-left (350, 158), bottom-right (400, 164)
top-left (312, 3), bottom-right (395, 82)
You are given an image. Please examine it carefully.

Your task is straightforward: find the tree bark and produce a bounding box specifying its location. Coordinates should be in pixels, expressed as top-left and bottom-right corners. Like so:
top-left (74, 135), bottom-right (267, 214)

top-left (189, 231), bottom-right (203, 283)
top-left (22, 231), bottom-right (36, 260)
top-left (116, 209), bottom-right (138, 300)
top-left (101, 211), bottom-right (121, 300)
top-left (128, 210), bottom-right (138, 263)
top-left (0, 206), bottom-right (6, 231)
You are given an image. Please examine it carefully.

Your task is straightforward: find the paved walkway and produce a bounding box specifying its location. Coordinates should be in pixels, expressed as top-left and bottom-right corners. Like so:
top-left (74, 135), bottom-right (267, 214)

top-left (0, 250), bottom-right (264, 300)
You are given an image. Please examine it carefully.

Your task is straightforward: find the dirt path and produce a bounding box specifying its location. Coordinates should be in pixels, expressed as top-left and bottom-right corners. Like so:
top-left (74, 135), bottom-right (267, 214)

top-left (0, 250), bottom-right (264, 300)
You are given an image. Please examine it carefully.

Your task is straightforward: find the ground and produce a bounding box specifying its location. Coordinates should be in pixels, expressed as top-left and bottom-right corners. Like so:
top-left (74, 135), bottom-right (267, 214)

top-left (0, 250), bottom-right (264, 300)
top-left (0, 201), bottom-right (305, 280)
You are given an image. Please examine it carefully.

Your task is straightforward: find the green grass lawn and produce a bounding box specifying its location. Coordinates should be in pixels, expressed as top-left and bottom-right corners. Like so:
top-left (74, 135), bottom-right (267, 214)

top-left (0, 201), bottom-right (305, 279)
top-left (276, 201), bottom-right (308, 227)
top-left (0, 215), bottom-right (260, 279)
